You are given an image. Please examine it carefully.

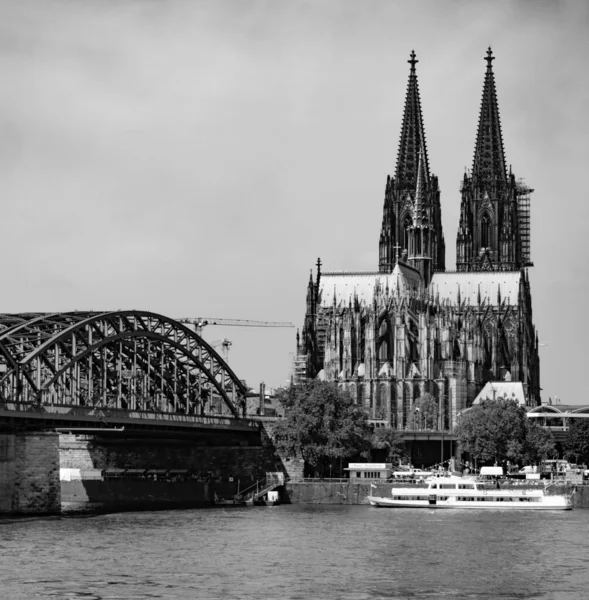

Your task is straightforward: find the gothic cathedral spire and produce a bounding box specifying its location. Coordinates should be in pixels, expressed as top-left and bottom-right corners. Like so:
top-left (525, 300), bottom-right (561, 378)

top-left (456, 48), bottom-right (533, 272)
top-left (395, 50), bottom-right (430, 186)
top-left (379, 51), bottom-right (445, 282)
top-left (472, 47), bottom-right (507, 186)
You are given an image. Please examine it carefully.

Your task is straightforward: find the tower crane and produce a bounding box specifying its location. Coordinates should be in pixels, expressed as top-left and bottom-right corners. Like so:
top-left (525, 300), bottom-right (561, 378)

top-left (177, 317), bottom-right (295, 337)
top-left (210, 338), bottom-right (233, 362)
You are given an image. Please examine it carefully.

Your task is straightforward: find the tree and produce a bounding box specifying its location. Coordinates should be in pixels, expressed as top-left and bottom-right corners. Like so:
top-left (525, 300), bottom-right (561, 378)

top-left (407, 393), bottom-right (439, 430)
top-left (371, 427), bottom-right (407, 464)
top-left (564, 419), bottom-right (589, 465)
top-left (273, 381), bottom-right (372, 475)
top-left (455, 397), bottom-right (555, 466)
top-left (521, 419), bottom-right (557, 465)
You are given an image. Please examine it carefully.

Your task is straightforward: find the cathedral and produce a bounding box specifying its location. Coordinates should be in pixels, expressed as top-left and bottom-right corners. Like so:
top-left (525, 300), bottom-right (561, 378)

top-left (297, 49), bottom-right (540, 430)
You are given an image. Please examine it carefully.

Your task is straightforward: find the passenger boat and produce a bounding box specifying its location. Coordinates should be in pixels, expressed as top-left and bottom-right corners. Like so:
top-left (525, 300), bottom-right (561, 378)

top-left (367, 475), bottom-right (574, 510)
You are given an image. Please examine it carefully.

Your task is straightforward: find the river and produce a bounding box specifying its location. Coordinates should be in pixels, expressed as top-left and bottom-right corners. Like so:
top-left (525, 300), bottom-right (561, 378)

top-left (1, 505), bottom-right (588, 599)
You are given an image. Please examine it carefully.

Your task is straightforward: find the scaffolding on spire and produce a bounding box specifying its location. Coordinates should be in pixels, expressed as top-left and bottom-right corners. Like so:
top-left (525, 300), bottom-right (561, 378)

top-left (516, 179), bottom-right (534, 267)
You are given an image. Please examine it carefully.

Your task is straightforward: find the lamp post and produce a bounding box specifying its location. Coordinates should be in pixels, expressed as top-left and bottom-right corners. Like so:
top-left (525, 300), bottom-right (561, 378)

top-left (439, 395), bottom-right (445, 468)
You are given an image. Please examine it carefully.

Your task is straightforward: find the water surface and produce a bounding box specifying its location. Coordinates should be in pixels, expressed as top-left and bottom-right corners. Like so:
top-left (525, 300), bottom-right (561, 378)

top-left (1, 505), bottom-right (588, 599)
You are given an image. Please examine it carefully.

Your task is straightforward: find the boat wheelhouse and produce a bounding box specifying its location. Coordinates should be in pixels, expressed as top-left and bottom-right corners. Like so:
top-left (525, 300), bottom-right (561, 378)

top-left (368, 475), bottom-right (573, 510)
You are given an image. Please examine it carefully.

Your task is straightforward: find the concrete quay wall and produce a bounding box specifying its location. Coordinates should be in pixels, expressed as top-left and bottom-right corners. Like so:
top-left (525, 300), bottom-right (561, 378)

top-left (571, 485), bottom-right (589, 509)
top-left (283, 481), bottom-right (381, 505)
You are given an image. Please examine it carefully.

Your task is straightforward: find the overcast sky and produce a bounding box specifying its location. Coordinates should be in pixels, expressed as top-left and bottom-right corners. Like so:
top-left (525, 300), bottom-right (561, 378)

top-left (1, 0), bottom-right (587, 402)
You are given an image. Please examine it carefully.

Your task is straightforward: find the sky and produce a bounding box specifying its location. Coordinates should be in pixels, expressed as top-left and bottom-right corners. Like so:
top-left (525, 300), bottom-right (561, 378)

top-left (0, 0), bottom-right (587, 402)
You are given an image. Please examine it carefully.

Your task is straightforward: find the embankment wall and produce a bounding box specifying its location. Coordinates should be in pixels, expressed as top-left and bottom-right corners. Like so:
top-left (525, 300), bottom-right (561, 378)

top-left (571, 485), bottom-right (589, 509)
top-left (283, 482), bottom-right (380, 505)
top-left (61, 479), bottom-right (213, 512)
top-left (283, 482), bottom-right (589, 508)
top-left (59, 434), bottom-right (281, 480)
top-left (58, 430), bottom-right (301, 512)
top-left (0, 433), bottom-right (60, 515)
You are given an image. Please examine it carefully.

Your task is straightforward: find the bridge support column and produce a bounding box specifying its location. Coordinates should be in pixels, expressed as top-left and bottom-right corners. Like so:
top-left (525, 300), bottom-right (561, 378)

top-left (0, 432), bottom-right (61, 515)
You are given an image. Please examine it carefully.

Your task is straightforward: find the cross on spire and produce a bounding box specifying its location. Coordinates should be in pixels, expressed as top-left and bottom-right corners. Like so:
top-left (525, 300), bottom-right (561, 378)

top-left (408, 50), bottom-right (418, 72)
top-left (485, 47), bottom-right (495, 69)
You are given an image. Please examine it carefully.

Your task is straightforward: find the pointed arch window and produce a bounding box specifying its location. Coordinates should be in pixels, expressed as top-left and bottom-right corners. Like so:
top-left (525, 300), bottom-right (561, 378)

top-left (403, 216), bottom-right (412, 252)
top-left (481, 215), bottom-right (491, 248)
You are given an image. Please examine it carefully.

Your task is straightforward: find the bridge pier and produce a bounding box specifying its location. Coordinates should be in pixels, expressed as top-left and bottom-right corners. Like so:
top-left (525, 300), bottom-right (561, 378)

top-left (0, 420), bottom-right (303, 514)
top-left (0, 432), bottom-right (61, 515)
top-left (57, 428), bottom-right (295, 512)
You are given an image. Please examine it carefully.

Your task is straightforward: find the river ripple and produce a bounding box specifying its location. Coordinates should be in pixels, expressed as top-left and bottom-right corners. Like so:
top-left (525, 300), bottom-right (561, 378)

top-left (1, 505), bottom-right (589, 599)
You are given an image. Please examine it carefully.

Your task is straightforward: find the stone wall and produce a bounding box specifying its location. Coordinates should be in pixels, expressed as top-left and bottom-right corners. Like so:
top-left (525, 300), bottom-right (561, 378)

top-left (59, 433), bottom-right (285, 481)
top-left (61, 479), bottom-right (212, 512)
top-left (257, 420), bottom-right (305, 479)
top-left (0, 435), bottom-right (15, 512)
top-left (0, 433), bottom-right (61, 515)
top-left (283, 481), bottom-right (377, 504)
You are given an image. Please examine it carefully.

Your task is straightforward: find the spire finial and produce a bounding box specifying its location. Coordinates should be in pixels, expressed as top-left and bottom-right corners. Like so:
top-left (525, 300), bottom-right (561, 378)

top-left (408, 50), bottom-right (418, 72)
top-left (485, 47), bottom-right (495, 69)
top-left (393, 243), bottom-right (402, 264)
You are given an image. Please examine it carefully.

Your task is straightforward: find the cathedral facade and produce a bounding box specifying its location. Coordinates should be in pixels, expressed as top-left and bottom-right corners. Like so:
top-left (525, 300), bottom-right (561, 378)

top-left (297, 49), bottom-right (540, 429)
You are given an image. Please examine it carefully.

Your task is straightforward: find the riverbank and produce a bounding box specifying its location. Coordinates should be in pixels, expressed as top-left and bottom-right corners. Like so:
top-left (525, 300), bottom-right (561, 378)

top-left (34, 478), bottom-right (589, 514)
top-left (282, 481), bottom-right (589, 509)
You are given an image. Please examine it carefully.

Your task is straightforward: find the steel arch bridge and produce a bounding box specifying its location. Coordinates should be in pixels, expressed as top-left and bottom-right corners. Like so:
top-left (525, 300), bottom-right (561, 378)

top-left (0, 311), bottom-right (247, 419)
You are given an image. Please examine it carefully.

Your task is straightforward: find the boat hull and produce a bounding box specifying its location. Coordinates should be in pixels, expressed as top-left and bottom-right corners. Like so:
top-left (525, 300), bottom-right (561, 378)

top-left (368, 495), bottom-right (573, 510)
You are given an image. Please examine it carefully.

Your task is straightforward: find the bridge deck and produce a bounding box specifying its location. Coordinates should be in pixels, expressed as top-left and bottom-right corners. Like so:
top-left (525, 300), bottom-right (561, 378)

top-left (0, 402), bottom-right (259, 434)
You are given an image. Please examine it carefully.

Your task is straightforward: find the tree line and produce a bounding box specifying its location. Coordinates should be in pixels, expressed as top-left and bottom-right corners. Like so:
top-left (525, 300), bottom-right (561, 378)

top-left (272, 381), bottom-right (589, 474)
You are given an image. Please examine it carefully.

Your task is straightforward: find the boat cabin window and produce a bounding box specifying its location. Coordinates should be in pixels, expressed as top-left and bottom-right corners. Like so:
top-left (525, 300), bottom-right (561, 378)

top-left (458, 484), bottom-right (475, 489)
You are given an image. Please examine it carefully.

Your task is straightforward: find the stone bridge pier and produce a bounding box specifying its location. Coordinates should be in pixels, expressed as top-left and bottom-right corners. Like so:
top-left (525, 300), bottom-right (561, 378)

top-left (0, 432), bottom-right (61, 515)
top-left (0, 422), bottom-right (302, 515)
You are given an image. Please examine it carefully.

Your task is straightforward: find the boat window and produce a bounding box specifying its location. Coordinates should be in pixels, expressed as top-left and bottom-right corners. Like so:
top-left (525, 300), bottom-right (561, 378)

top-left (458, 484), bottom-right (475, 489)
top-left (440, 484), bottom-right (455, 489)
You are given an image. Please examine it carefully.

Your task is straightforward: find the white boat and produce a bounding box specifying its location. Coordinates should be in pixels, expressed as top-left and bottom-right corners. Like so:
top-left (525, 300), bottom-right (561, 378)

top-left (368, 474), bottom-right (574, 510)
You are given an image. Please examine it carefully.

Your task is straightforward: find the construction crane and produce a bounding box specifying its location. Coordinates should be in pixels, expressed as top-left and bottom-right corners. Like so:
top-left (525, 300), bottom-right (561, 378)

top-left (177, 317), bottom-right (295, 337)
top-left (210, 339), bottom-right (233, 362)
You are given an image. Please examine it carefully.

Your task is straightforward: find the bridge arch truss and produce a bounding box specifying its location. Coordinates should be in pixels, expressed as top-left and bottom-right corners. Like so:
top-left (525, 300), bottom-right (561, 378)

top-left (0, 311), bottom-right (247, 418)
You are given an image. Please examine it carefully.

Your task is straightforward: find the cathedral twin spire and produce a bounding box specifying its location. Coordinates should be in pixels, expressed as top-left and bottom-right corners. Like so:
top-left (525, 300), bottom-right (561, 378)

top-left (395, 50), bottom-right (431, 186)
top-left (380, 47), bottom-right (530, 278)
top-left (378, 50), bottom-right (444, 282)
top-left (457, 47), bottom-right (531, 271)
top-left (472, 48), bottom-right (508, 187)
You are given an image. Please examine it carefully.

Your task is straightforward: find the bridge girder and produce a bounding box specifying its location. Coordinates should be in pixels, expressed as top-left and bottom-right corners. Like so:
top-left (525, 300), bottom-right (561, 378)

top-left (0, 311), bottom-right (247, 418)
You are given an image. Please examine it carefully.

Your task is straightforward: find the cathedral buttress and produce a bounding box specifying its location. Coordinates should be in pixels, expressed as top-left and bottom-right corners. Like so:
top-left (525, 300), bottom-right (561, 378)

top-left (378, 51), bottom-right (445, 281)
top-left (456, 48), bottom-right (533, 272)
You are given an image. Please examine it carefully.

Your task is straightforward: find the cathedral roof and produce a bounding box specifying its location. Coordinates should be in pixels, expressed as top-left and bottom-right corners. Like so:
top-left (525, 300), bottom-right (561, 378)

top-left (429, 271), bottom-right (521, 306)
top-left (472, 382), bottom-right (527, 406)
top-left (472, 47), bottom-right (507, 185)
top-left (395, 50), bottom-right (430, 187)
top-left (319, 263), bottom-right (422, 307)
